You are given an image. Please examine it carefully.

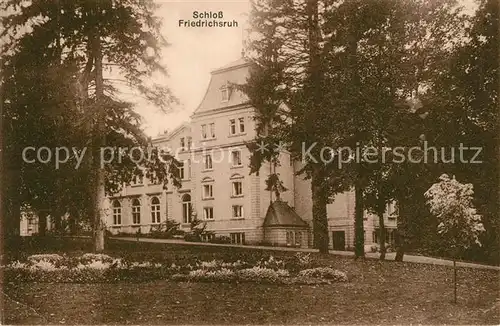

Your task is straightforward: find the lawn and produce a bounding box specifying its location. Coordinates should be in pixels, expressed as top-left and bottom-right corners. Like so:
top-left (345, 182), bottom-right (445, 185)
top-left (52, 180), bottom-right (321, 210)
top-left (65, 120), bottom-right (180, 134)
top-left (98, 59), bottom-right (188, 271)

top-left (1, 237), bottom-right (499, 325)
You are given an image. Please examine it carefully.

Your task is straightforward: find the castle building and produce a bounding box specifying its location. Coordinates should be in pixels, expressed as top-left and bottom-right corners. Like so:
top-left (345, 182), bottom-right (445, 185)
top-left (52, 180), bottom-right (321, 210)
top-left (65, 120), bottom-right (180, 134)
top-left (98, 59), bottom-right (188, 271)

top-left (105, 58), bottom-right (398, 250)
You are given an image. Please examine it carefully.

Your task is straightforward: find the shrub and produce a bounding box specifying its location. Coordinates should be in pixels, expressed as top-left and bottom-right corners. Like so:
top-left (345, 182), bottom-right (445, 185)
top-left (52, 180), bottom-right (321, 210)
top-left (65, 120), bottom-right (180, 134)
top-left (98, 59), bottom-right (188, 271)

top-left (149, 220), bottom-right (181, 239)
top-left (27, 254), bottom-right (64, 264)
top-left (31, 260), bottom-right (59, 271)
top-left (80, 253), bottom-right (114, 263)
top-left (209, 236), bottom-right (231, 244)
top-left (284, 252), bottom-right (315, 272)
top-left (3, 253), bottom-right (174, 283)
top-left (187, 268), bottom-right (236, 282)
top-left (184, 233), bottom-right (201, 242)
top-left (237, 267), bottom-right (289, 283)
top-left (298, 267), bottom-right (348, 282)
top-left (76, 260), bottom-right (111, 270)
top-left (255, 255), bottom-right (285, 271)
top-left (256, 240), bottom-right (273, 247)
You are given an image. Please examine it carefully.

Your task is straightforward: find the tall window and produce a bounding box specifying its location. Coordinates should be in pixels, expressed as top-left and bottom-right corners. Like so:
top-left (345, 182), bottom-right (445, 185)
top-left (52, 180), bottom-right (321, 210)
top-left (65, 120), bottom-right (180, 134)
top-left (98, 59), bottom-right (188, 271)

top-left (203, 184), bottom-right (213, 199)
top-left (230, 232), bottom-right (245, 244)
top-left (178, 162), bottom-right (185, 180)
top-left (201, 124), bottom-right (207, 139)
top-left (186, 159), bottom-right (191, 179)
top-left (286, 231), bottom-right (302, 247)
top-left (187, 137), bottom-right (192, 150)
top-left (132, 198), bottom-right (141, 224)
top-left (231, 150), bottom-right (242, 166)
top-left (150, 197), bottom-right (161, 224)
top-left (210, 123), bottom-right (215, 138)
top-left (232, 205), bottom-right (243, 219)
top-left (232, 181), bottom-right (243, 197)
top-left (204, 154), bottom-right (213, 170)
top-left (112, 200), bottom-right (121, 225)
top-left (203, 207), bottom-right (214, 220)
top-left (180, 137), bottom-right (185, 150)
top-left (132, 174), bottom-right (143, 186)
top-left (238, 117), bottom-right (245, 133)
top-left (182, 194), bottom-right (192, 224)
top-left (221, 85), bottom-right (229, 102)
top-left (229, 119), bottom-right (236, 135)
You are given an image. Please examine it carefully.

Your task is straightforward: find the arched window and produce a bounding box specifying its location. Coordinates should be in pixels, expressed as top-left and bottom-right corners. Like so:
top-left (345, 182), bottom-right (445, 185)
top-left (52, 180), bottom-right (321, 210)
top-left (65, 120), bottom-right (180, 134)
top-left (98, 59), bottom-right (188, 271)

top-left (132, 198), bottom-right (141, 224)
top-left (182, 194), bottom-right (192, 224)
top-left (112, 200), bottom-right (121, 225)
top-left (150, 197), bottom-right (161, 224)
top-left (229, 173), bottom-right (243, 180)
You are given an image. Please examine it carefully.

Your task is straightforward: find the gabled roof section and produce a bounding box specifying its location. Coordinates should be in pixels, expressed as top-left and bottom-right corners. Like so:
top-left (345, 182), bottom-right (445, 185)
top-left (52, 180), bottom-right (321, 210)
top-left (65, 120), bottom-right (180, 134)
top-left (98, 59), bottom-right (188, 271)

top-left (192, 58), bottom-right (251, 116)
top-left (152, 122), bottom-right (190, 144)
top-left (263, 200), bottom-right (309, 228)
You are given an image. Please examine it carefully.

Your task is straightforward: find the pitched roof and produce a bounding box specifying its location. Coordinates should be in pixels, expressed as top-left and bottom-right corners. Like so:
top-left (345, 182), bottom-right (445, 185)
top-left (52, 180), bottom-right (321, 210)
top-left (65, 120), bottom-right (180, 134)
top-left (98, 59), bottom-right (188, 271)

top-left (152, 122), bottom-right (190, 144)
top-left (192, 58), bottom-right (251, 116)
top-left (263, 200), bottom-right (309, 228)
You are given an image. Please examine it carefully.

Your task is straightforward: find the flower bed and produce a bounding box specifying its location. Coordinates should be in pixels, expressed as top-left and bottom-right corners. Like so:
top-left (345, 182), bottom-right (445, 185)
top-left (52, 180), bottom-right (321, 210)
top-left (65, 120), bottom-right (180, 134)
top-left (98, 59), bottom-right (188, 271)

top-left (2, 253), bottom-right (348, 285)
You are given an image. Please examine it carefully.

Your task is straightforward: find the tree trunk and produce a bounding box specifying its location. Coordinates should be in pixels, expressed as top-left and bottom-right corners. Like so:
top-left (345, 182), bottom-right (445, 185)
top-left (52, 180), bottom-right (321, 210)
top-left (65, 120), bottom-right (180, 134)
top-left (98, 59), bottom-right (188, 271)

top-left (377, 206), bottom-right (386, 261)
top-left (52, 211), bottom-right (62, 234)
top-left (395, 199), bottom-right (406, 261)
top-left (354, 182), bottom-right (365, 258)
top-left (1, 160), bottom-right (21, 240)
top-left (306, 0), bottom-right (328, 254)
top-left (395, 243), bottom-right (405, 261)
top-left (68, 207), bottom-right (78, 235)
top-left (91, 5), bottom-right (106, 252)
top-left (453, 259), bottom-right (457, 304)
top-left (311, 167), bottom-right (329, 254)
top-left (38, 210), bottom-right (48, 237)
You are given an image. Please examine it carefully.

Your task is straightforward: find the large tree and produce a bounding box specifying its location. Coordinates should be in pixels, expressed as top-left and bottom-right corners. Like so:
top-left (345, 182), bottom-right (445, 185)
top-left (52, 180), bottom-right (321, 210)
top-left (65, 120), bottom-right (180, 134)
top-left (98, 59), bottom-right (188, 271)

top-left (1, 0), bottom-right (179, 250)
top-left (244, 0), bottom-right (355, 254)
top-left (422, 0), bottom-right (499, 263)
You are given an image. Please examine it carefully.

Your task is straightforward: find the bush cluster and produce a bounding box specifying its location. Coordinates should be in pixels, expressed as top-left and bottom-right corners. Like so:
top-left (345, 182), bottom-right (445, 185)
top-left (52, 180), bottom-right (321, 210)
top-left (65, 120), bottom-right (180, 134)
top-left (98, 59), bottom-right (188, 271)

top-left (209, 236), bottom-right (231, 244)
top-left (238, 266), bottom-right (290, 283)
top-left (2, 252), bottom-right (347, 285)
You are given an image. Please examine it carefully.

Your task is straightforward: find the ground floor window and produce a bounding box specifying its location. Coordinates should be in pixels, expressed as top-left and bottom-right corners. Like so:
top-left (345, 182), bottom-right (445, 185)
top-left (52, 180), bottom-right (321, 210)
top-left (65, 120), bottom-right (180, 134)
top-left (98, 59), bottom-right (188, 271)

top-left (201, 233), bottom-right (214, 242)
top-left (112, 200), bottom-right (122, 225)
top-left (286, 230), bottom-right (302, 247)
top-left (203, 207), bottom-right (214, 220)
top-left (150, 196), bottom-right (161, 224)
top-left (373, 228), bottom-right (396, 245)
top-left (230, 232), bottom-right (245, 244)
top-left (182, 194), bottom-right (192, 223)
top-left (132, 198), bottom-right (141, 224)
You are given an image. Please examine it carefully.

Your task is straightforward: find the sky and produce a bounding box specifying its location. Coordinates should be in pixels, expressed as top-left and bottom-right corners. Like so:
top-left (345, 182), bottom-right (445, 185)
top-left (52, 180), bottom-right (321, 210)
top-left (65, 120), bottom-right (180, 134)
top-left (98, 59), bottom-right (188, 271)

top-left (138, 0), bottom-right (251, 137)
top-left (139, 0), bottom-right (478, 138)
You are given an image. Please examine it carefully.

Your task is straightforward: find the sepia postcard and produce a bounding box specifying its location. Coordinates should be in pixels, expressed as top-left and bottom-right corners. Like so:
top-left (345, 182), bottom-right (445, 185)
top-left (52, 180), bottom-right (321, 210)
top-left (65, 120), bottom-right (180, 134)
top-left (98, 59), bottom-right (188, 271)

top-left (0, 0), bottom-right (498, 324)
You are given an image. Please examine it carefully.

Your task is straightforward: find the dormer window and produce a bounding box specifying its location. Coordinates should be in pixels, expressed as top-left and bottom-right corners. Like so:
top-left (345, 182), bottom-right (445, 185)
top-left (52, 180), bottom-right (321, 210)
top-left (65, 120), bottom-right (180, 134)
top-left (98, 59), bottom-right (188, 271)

top-left (221, 85), bottom-right (229, 102)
